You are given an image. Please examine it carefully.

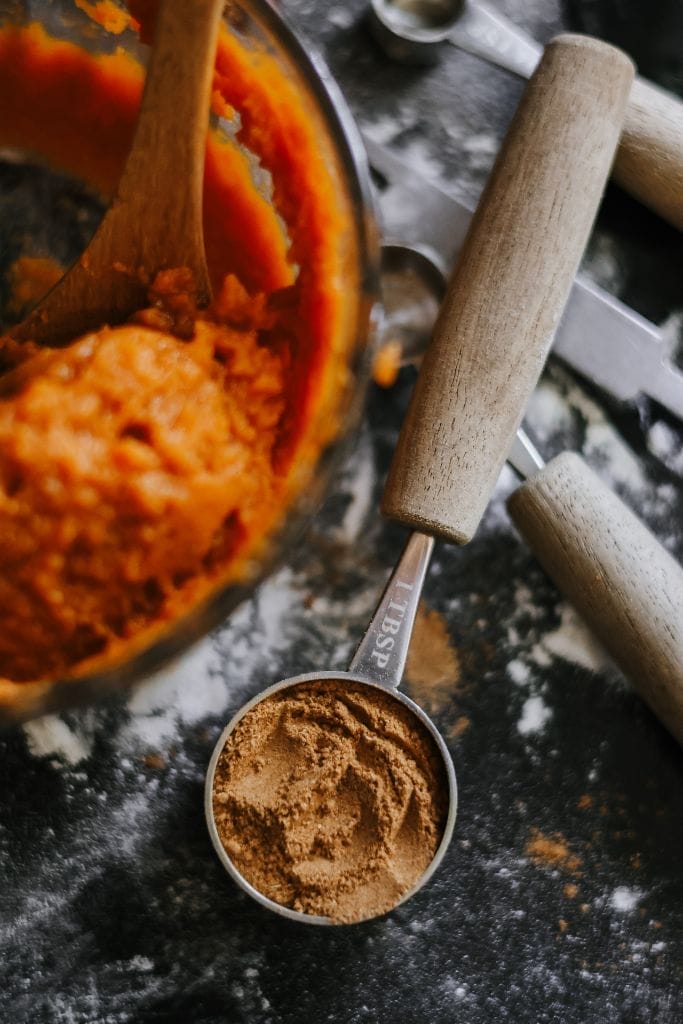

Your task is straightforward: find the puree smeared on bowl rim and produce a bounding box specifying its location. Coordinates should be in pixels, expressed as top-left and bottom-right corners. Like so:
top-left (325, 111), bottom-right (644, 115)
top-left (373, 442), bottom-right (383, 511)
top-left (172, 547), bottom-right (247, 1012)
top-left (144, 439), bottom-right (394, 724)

top-left (0, 0), bottom-right (363, 692)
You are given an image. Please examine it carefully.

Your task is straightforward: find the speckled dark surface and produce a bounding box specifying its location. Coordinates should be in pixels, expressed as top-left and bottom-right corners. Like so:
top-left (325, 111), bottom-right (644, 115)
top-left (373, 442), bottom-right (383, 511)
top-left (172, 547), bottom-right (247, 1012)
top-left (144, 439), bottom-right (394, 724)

top-left (1, 1), bottom-right (683, 1021)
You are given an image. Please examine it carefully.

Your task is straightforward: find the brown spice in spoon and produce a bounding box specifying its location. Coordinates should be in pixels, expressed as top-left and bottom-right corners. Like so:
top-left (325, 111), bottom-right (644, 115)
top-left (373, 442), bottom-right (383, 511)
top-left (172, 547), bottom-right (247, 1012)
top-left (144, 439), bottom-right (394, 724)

top-left (212, 680), bottom-right (448, 923)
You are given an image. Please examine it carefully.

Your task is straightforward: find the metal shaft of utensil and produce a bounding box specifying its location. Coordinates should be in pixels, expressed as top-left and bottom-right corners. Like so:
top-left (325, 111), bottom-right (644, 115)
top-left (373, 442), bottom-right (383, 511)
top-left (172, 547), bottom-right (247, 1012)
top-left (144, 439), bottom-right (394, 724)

top-left (349, 531), bottom-right (434, 688)
top-left (348, 428), bottom-right (542, 690)
top-left (449, 0), bottom-right (541, 78)
top-left (508, 428), bottom-right (545, 479)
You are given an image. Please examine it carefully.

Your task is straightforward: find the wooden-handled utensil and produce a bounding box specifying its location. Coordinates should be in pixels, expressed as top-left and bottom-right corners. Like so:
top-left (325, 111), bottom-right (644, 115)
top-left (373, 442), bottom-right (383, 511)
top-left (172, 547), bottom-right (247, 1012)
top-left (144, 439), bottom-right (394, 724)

top-left (507, 435), bottom-right (683, 744)
top-left (612, 77), bottom-right (683, 231)
top-left (375, 243), bottom-right (683, 740)
top-left (11, 0), bottom-right (224, 347)
top-left (382, 34), bottom-right (635, 543)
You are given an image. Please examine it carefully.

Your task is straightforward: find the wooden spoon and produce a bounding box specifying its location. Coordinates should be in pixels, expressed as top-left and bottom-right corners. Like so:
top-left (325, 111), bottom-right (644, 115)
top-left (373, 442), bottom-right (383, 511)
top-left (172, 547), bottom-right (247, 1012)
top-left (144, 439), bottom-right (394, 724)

top-left (11, 0), bottom-right (225, 347)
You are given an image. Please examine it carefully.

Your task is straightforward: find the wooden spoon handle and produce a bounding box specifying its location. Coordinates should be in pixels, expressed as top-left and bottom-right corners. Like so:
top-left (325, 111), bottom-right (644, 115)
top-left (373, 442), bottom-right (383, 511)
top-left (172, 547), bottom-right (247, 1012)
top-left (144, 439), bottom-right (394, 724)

top-left (381, 35), bottom-right (634, 544)
top-left (507, 452), bottom-right (683, 744)
top-left (616, 77), bottom-right (683, 231)
top-left (13, 0), bottom-right (223, 344)
top-left (112, 0), bottom-right (224, 280)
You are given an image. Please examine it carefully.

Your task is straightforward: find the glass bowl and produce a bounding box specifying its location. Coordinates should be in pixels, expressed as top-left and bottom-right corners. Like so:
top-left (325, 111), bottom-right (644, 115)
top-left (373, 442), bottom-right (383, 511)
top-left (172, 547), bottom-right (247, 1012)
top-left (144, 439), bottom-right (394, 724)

top-left (0, 0), bottom-right (380, 722)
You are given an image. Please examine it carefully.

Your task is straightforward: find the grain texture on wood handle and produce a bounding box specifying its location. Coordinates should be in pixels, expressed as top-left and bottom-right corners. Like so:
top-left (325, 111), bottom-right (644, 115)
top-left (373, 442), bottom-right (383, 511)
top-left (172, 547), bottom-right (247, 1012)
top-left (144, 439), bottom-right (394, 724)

top-left (508, 452), bottom-right (683, 744)
top-left (110, 0), bottom-right (223, 280)
top-left (12, 0), bottom-right (223, 344)
top-left (616, 77), bottom-right (683, 231)
top-left (381, 35), bottom-right (634, 544)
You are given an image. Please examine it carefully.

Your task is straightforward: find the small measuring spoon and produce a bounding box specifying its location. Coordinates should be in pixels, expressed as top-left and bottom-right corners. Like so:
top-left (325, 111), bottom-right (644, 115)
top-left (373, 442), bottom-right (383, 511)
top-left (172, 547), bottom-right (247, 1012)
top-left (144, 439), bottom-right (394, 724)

top-left (368, 0), bottom-right (683, 230)
top-left (205, 36), bottom-right (633, 923)
top-left (370, 0), bottom-right (539, 75)
top-left (11, 0), bottom-right (224, 346)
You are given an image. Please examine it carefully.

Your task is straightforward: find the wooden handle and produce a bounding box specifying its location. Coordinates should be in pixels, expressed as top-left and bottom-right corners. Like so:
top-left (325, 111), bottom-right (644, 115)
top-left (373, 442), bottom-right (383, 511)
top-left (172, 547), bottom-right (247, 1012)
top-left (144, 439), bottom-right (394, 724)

top-left (113, 0), bottom-right (222, 282)
top-left (615, 76), bottom-right (683, 231)
top-left (381, 35), bottom-right (634, 544)
top-left (508, 452), bottom-right (683, 744)
top-left (13, 0), bottom-right (222, 344)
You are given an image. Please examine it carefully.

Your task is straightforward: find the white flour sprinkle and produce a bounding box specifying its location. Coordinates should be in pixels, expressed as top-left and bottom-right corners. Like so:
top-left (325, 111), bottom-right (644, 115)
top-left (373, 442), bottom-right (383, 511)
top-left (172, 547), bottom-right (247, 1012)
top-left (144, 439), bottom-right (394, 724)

top-left (23, 715), bottom-right (93, 766)
top-left (480, 463), bottom-right (518, 535)
top-left (539, 604), bottom-right (612, 674)
top-left (507, 659), bottom-right (531, 686)
top-left (525, 382), bottom-right (573, 442)
top-left (611, 887), bottom-right (643, 913)
top-left (328, 426), bottom-right (376, 543)
top-left (584, 421), bottom-right (648, 496)
top-left (517, 695), bottom-right (552, 735)
top-left (647, 420), bottom-right (683, 476)
top-left (361, 112), bottom-right (416, 145)
top-left (659, 310), bottom-right (683, 352)
top-left (124, 639), bottom-right (227, 750)
top-left (461, 132), bottom-right (498, 172)
top-left (128, 956), bottom-right (154, 972)
top-left (328, 5), bottom-right (355, 29)
top-left (396, 138), bottom-right (451, 189)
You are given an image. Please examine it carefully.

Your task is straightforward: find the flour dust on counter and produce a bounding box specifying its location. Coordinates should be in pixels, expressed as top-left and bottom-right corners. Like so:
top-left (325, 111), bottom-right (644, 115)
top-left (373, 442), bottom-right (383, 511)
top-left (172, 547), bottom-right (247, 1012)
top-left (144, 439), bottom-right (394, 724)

top-left (2, 0), bottom-right (683, 1019)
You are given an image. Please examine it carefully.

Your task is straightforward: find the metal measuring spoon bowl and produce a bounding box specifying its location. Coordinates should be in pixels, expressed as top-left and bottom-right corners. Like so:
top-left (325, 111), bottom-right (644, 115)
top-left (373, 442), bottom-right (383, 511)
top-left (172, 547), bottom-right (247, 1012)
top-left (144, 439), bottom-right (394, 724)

top-left (205, 533), bottom-right (458, 926)
top-left (369, 0), bottom-right (458, 64)
top-left (378, 242), bottom-right (447, 363)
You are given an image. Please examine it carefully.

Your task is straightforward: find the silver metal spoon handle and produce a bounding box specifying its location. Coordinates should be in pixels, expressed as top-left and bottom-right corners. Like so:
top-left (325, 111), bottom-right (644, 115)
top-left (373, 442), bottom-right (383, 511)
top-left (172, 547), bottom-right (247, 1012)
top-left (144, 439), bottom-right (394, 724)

top-left (450, 1), bottom-right (541, 79)
top-left (349, 531), bottom-right (434, 689)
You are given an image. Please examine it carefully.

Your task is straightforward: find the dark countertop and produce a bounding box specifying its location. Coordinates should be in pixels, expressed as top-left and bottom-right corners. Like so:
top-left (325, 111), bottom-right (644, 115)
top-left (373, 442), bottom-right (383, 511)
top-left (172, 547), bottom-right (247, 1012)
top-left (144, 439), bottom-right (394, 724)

top-left (1, 1), bottom-right (682, 1021)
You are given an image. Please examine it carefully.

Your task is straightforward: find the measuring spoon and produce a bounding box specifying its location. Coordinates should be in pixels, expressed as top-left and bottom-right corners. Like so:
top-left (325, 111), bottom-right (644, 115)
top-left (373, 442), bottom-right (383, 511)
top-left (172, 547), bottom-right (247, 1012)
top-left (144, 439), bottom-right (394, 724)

top-left (11, 0), bottom-right (223, 346)
top-left (205, 36), bottom-right (633, 923)
top-left (369, 0), bottom-right (683, 230)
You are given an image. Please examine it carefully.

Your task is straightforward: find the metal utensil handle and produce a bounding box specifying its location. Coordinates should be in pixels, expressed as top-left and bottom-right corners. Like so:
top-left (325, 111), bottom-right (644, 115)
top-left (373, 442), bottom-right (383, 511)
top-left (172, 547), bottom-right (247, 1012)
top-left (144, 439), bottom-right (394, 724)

top-left (508, 452), bottom-right (683, 745)
top-left (451, 0), bottom-right (541, 78)
top-left (349, 532), bottom-right (434, 689)
top-left (381, 35), bottom-right (634, 545)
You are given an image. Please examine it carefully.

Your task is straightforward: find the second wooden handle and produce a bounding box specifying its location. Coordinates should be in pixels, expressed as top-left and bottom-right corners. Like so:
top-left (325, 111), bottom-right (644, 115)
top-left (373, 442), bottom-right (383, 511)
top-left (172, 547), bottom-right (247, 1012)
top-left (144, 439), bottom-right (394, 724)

top-left (381, 35), bottom-right (634, 544)
top-left (507, 452), bottom-right (683, 744)
top-left (616, 76), bottom-right (683, 231)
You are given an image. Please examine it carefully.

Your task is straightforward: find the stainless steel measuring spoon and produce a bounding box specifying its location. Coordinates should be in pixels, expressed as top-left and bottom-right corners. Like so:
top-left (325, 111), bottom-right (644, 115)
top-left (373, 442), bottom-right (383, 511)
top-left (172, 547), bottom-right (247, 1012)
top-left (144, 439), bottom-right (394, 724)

top-left (205, 534), bottom-right (458, 925)
top-left (205, 36), bottom-right (633, 923)
top-left (368, 0), bottom-right (683, 230)
top-left (369, 0), bottom-right (539, 75)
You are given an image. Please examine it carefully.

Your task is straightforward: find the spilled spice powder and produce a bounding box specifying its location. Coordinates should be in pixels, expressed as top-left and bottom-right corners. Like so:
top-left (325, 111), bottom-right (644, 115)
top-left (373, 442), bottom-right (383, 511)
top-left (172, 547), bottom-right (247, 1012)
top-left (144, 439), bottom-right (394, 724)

top-left (526, 827), bottom-right (582, 874)
top-left (404, 605), bottom-right (461, 716)
top-left (211, 680), bottom-right (449, 924)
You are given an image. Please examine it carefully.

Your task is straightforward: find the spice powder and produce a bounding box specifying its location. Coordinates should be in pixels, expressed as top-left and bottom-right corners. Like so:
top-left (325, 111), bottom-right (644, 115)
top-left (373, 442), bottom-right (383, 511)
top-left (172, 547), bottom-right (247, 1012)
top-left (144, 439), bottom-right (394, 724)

top-left (212, 680), bottom-right (448, 924)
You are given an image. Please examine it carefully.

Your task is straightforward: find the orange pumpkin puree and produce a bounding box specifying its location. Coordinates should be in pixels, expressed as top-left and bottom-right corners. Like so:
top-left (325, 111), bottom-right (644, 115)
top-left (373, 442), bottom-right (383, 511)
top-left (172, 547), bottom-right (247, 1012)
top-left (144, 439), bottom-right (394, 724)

top-left (0, 4), bottom-right (363, 688)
